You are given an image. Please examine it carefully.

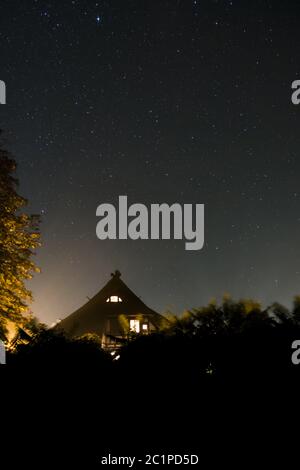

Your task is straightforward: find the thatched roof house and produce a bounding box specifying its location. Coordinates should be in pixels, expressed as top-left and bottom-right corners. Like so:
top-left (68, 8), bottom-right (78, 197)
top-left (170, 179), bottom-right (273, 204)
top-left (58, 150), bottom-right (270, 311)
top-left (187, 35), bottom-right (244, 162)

top-left (57, 270), bottom-right (166, 350)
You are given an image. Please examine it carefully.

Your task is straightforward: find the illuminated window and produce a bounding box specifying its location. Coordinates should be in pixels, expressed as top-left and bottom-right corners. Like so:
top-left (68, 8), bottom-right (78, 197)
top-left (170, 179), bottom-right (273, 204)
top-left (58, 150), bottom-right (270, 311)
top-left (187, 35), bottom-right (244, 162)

top-left (129, 319), bottom-right (140, 333)
top-left (106, 296), bottom-right (122, 303)
top-left (142, 323), bottom-right (148, 331)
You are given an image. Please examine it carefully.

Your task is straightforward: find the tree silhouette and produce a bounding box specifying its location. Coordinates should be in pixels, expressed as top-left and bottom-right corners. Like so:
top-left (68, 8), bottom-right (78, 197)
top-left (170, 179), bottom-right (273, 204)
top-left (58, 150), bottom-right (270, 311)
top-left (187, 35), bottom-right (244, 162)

top-left (0, 133), bottom-right (40, 340)
top-left (115, 295), bottom-right (300, 392)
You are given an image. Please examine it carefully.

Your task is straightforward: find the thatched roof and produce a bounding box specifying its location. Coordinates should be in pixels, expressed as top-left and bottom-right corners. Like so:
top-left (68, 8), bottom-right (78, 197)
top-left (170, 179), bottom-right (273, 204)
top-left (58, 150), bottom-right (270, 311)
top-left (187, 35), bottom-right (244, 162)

top-left (57, 270), bottom-right (165, 338)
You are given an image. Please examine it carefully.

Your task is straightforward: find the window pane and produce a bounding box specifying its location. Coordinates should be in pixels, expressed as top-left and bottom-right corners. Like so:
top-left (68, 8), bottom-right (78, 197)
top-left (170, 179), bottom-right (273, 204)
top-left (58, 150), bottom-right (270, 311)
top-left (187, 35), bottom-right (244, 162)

top-left (106, 296), bottom-right (122, 302)
top-left (129, 319), bottom-right (140, 333)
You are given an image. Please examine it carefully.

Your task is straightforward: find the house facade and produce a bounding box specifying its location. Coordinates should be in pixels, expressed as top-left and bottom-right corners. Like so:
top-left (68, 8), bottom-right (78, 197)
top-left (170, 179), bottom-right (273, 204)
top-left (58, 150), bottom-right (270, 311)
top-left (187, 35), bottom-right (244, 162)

top-left (57, 270), bottom-right (166, 351)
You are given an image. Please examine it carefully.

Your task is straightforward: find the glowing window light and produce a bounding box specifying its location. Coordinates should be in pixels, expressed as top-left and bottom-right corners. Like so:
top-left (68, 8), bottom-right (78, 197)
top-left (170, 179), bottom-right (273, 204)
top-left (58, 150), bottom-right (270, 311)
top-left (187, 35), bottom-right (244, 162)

top-left (106, 296), bottom-right (122, 303)
top-left (129, 319), bottom-right (140, 333)
top-left (142, 323), bottom-right (148, 331)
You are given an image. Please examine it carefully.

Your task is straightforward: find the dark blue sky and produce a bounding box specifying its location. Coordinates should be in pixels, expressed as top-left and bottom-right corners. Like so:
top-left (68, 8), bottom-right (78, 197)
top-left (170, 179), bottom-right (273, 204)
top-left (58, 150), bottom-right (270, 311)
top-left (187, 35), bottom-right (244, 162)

top-left (1, 0), bottom-right (300, 324)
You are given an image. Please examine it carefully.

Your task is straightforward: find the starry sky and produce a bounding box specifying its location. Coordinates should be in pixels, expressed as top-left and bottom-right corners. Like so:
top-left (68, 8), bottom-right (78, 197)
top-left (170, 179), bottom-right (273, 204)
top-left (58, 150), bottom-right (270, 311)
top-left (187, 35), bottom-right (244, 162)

top-left (1, 0), bottom-right (300, 325)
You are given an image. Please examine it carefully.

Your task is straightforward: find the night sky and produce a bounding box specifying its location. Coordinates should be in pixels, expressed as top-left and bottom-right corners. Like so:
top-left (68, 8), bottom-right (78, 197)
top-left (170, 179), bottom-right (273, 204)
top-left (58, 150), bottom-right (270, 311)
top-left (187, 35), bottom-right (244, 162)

top-left (1, 0), bottom-right (300, 325)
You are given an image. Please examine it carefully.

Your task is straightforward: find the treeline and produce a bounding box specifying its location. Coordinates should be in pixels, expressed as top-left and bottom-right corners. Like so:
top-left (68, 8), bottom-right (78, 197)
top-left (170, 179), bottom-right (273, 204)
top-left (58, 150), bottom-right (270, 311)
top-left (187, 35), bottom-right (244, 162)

top-left (6, 296), bottom-right (300, 391)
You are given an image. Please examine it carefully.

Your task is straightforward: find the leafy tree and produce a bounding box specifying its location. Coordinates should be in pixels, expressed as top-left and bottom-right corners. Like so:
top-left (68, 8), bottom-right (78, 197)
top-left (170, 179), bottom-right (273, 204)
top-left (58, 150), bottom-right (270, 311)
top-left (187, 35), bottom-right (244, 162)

top-left (0, 135), bottom-right (40, 339)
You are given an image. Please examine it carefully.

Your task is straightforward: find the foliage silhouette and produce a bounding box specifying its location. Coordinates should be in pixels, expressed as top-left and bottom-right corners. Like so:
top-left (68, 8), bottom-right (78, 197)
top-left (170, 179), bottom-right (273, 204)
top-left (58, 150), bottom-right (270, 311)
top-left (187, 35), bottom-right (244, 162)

top-left (116, 296), bottom-right (300, 393)
top-left (8, 296), bottom-right (300, 387)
